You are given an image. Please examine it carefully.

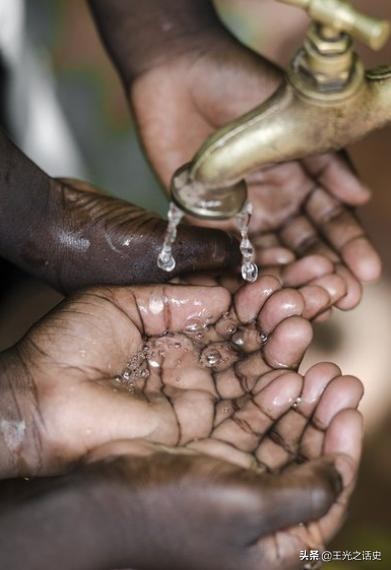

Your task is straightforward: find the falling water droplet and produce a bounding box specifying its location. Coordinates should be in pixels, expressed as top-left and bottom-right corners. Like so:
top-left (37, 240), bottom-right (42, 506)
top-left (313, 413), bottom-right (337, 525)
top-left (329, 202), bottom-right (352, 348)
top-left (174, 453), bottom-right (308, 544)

top-left (235, 201), bottom-right (259, 283)
top-left (157, 202), bottom-right (184, 272)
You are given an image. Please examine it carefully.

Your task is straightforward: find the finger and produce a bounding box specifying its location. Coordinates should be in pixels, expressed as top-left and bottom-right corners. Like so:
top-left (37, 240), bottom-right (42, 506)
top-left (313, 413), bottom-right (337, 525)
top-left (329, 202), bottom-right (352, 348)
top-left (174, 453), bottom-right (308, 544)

top-left (300, 375), bottom-right (363, 461)
top-left (299, 286), bottom-right (331, 320)
top-left (318, 409), bottom-right (363, 542)
top-left (279, 214), bottom-right (364, 309)
top-left (302, 152), bottom-right (371, 205)
top-left (172, 223), bottom-right (242, 276)
top-left (334, 264), bottom-right (362, 310)
top-left (261, 363), bottom-right (342, 469)
top-left (249, 457), bottom-right (342, 534)
top-left (313, 308), bottom-right (333, 322)
top-left (128, 284), bottom-right (231, 336)
top-left (305, 188), bottom-right (381, 283)
top-left (215, 353), bottom-right (274, 400)
top-left (234, 275), bottom-right (281, 324)
top-left (187, 438), bottom-right (257, 470)
top-left (310, 273), bottom-right (347, 305)
top-left (324, 409), bottom-right (363, 488)
top-left (256, 247), bottom-right (296, 266)
top-left (167, 387), bottom-right (216, 445)
top-left (280, 255), bottom-right (334, 287)
top-left (263, 316), bottom-right (313, 369)
top-left (258, 289), bottom-right (304, 334)
top-left (279, 215), bottom-right (338, 263)
top-left (212, 372), bottom-right (303, 453)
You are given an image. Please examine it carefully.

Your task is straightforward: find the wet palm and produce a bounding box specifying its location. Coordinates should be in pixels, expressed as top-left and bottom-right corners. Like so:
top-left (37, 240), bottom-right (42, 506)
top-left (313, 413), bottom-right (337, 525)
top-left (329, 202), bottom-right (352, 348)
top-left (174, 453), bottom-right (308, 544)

top-left (131, 40), bottom-right (381, 310)
top-left (12, 278), bottom-right (363, 568)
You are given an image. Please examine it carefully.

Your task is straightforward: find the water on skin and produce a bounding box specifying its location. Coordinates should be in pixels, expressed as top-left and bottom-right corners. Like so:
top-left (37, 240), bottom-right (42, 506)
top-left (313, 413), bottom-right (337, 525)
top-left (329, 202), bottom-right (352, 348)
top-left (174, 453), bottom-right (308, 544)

top-left (157, 200), bottom-right (259, 283)
top-left (157, 202), bottom-right (184, 272)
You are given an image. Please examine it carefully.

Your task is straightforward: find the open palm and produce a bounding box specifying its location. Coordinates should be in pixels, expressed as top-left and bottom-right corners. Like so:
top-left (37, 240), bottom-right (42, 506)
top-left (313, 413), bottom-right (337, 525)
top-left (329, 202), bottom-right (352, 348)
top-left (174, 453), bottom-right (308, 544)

top-left (10, 277), bottom-right (362, 568)
top-left (131, 39), bottom-right (381, 311)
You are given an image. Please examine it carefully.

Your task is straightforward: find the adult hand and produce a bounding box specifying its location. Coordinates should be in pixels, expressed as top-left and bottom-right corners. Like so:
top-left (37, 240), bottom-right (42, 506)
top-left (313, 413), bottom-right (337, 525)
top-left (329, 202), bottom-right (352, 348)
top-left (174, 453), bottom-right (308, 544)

top-left (130, 37), bottom-right (381, 311)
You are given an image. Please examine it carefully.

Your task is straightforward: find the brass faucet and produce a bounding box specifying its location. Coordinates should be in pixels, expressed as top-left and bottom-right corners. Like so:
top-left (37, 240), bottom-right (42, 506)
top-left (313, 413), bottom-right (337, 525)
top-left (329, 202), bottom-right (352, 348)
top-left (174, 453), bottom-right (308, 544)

top-left (171, 0), bottom-right (391, 220)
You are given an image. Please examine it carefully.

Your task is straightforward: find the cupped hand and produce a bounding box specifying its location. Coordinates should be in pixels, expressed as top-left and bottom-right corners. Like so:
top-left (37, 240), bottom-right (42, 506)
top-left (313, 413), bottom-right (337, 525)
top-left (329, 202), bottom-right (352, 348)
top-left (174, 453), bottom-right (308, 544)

top-left (130, 36), bottom-right (381, 311)
top-left (82, 385), bottom-right (362, 570)
top-left (8, 275), bottom-right (360, 468)
top-left (2, 276), bottom-right (363, 568)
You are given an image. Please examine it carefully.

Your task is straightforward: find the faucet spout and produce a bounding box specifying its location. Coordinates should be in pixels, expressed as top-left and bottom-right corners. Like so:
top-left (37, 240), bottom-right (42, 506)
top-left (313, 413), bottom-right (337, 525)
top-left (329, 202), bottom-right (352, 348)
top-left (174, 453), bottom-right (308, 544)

top-left (190, 65), bottom-right (391, 189)
top-left (173, 2), bottom-right (391, 220)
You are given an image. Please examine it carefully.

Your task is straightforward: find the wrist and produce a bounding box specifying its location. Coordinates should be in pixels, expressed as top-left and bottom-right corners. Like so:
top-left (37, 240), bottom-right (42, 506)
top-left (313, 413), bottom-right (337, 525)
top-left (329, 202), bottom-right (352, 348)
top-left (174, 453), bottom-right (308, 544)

top-left (0, 464), bottom-right (122, 569)
top-left (89, 0), bottom-right (230, 87)
top-left (0, 349), bottom-right (42, 478)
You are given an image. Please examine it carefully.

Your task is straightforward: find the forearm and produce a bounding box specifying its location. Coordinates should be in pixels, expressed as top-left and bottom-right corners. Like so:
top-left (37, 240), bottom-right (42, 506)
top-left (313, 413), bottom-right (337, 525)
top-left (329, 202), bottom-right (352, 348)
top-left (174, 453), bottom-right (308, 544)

top-left (0, 130), bottom-right (52, 274)
top-left (0, 465), bottom-right (122, 569)
top-left (88, 0), bottom-right (230, 84)
top-left (0, 129), bottom-right (238, 292)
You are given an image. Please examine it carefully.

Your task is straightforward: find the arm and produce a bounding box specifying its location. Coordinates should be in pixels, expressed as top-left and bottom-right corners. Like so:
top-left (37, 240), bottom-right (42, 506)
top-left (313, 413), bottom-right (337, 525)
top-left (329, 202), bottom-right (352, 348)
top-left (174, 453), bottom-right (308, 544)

top-left (88, 0), bottom-right (231, 85)
top-left (0, 130), bottom-right (238, 293)
top-left (0, 463), bottom-right (120, 570)
top-left (89, 0), bottom-right (381, 308)
top-left (0, 350), bottom-right (41, 479)
top-left (0, 445), bottom-right (344, 570)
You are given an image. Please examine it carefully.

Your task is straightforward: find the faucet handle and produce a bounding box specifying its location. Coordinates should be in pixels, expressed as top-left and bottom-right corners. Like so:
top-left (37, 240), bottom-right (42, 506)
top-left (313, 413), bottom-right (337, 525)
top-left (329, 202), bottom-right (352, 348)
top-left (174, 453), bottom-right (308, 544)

top-left (279, 0), bottom-right (390, 50)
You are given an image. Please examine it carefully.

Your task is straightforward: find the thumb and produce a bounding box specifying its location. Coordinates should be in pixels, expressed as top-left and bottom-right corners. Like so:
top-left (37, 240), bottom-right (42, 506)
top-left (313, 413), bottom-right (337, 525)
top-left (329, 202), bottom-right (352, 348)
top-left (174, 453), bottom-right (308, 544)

top-left (249, 457), bottom-right (342, 535)
top-left (172, 222), bottom-right (240, 277)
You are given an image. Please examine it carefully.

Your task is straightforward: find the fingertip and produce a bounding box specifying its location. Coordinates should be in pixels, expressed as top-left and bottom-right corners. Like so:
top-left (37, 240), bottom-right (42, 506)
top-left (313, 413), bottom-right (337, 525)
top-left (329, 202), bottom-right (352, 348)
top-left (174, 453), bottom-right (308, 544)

top-left (256, 246), bottom-right (295, 266)
top-left (299, 285), bottom-right (331, 320)
top-left (325, 410), bottom-right (364, 487)
top-left (175, 226), bottom-right (241, 274)
top-left (281, 255), bottom-right (334, 287)
top-left (314, 375), bottom-right (364, 430)
top-left (258, 288), bottom-right (304, 333)
top-left (334, 266), bottom-right (363, 310)
top-left (269, 458), bottom-right (342, 528)
top-left (235, 274), bottom-right (282, 324)
top-left (342, 237), bottom-right (382, 283)
top-left (264, 316), bottom-right (313, 369)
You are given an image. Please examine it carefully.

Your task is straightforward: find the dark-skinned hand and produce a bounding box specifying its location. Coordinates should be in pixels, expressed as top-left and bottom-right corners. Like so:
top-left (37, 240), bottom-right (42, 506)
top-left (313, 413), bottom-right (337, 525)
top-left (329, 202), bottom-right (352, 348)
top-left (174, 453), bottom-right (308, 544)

top-left (0, 277), bottom-right (363, 569)
top-left (130, 36), bottom-right (381, 312)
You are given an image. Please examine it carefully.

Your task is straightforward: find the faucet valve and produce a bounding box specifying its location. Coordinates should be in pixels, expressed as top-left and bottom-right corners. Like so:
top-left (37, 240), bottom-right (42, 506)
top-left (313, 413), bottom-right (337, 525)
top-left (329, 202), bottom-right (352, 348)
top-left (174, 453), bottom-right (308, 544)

top-left (279, 0), bottom-right (390, 96)
top-left (279, 0), bottom-right (390, 50)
